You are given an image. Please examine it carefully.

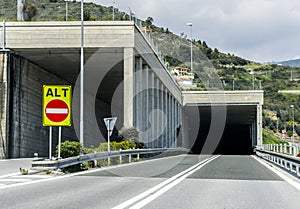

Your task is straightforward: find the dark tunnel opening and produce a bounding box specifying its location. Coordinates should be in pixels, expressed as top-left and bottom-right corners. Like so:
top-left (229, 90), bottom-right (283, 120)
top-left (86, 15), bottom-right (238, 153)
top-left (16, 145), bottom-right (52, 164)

top-left (186, 106), bottom-right (255, 155)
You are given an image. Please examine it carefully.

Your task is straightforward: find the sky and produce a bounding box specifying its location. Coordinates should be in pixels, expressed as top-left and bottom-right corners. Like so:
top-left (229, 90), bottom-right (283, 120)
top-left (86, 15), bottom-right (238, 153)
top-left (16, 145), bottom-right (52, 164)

top-left (86, 0), bottom-right (300, 63)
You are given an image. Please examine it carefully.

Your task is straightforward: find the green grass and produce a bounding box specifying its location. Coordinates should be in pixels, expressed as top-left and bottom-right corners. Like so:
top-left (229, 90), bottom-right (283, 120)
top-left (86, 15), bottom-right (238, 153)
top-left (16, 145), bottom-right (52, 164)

top-left (263, 129), bottom-right (287, 144)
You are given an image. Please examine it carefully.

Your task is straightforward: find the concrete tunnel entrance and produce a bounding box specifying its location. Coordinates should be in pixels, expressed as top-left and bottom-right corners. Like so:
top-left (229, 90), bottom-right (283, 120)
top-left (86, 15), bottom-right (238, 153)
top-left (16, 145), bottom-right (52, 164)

top-left (182, 105), bottom-right (257, 155)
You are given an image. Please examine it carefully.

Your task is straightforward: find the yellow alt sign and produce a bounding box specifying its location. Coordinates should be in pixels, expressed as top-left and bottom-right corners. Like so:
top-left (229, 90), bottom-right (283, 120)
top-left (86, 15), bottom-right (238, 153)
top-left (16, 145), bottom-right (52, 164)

top-left (43, 85), bottom-right (72, 126)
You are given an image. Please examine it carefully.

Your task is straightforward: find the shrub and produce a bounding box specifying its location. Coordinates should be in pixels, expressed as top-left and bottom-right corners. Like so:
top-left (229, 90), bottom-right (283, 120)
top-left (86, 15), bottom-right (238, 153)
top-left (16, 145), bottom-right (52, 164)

top-left (118, 127), bottom-right (139, 141)
top-left (56, 141), bottom-right (82, 158)
top-left (23, 3), bottom-right (38, 21)
top-left (98, 140), bottom-right (137, 151)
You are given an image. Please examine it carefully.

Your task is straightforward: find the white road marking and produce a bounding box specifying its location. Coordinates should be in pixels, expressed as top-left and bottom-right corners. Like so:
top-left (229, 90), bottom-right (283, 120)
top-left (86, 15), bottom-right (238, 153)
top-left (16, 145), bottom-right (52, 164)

top-left (0, 154), bottom-right (189, 190)
top-left (0, 179), bottom-right (31, 182)
top-left (252, 155), bottom-right (300, 191)
top-left (0, 172), bottom-right (21, 179)
top-left (112, 155), bottom-right (220, 209)
top-left (46, 108), bottom-right (68, 114)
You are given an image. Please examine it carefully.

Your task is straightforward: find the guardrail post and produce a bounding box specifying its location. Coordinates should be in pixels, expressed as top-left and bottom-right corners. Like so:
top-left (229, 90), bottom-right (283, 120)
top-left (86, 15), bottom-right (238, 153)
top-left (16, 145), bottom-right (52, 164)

top-left (297, 165), bottom-right (300, 177)
top-left (289, 145), bottom-right (292, 155)
top-left (94, 151), bottom-right (97, 167)
top-left (119, 149), bottom-right (122, 164)
top-left (137, 148), bottom-right (140, 160)
top-left (295, 145), bottom-right (299, 157)
top-left (284, 144), bottom-right (287, 154)
top-left (280, 144), bottom-right (283, 153)
top-left (129, 148), bottom-right (132, 163)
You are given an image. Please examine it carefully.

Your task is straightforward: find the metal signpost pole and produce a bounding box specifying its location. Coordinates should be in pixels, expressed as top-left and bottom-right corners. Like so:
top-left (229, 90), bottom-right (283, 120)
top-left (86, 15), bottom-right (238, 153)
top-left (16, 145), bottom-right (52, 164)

top-left (58, 126), bottom-right (62, 159)
top-left (108, 126), bottom-right (111, 165)
top-left (80, 0), bottom-right (85, 149)
top-left (104, 117), bottom-right (117, 166)
top-left (49, 126), bottom-right (52, 160)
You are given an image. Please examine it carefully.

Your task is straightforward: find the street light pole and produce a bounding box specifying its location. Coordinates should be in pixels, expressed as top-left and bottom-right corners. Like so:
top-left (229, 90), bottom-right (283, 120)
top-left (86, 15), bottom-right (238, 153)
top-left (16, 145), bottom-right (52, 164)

top-left (65, 1), bottom-right (68, 21)
top-left (112, 1), bottom-right (115, 21)
top-left (291, 105), bottom-right (295, 143)
top-left (80, 0), bottom-right (84, 148)
top-left (250, 71), bottom-right (254, 90)
top-left (186, 23), bottom-right (193, 71)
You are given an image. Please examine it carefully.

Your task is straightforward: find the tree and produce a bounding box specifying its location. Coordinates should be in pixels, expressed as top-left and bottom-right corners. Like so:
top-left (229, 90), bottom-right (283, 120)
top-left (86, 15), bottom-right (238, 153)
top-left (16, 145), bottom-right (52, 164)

top-left (23, 3), bottom-right (38, 21)
top-left (287, 130), bottom-right (293, 137)
top-left (145, 17), bottom-right (154, 26)
top-left (295, 125), bottom-right (300, 136)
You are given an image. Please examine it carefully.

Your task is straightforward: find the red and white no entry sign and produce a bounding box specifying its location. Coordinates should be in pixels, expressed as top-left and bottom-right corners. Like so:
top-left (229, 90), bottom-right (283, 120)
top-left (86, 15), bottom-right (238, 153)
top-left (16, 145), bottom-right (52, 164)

top-left (45, 99), bottom-right (69, 123)
top-left (43, 85), bottom-right (72, 126)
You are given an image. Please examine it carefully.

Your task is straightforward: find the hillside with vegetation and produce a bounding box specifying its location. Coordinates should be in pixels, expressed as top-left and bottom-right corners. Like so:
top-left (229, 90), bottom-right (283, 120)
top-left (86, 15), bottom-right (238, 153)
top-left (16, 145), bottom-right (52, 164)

top-left (1, 0), bottom-right (300, 143)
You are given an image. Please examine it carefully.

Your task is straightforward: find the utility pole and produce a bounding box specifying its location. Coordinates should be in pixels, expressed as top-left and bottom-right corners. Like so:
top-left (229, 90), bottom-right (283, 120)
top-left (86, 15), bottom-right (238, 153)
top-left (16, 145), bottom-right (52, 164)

top-left (112, 1), bottom-right (115, 21)
top-left (186, 23), bottom-right (193, 71)
top-left (17, 0), bottom-right (24, 21)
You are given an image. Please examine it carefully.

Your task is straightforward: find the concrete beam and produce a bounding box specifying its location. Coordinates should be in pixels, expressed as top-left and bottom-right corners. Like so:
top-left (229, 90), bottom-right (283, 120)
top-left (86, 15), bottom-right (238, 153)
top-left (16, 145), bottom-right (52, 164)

top-left (0, 21), bottom-right (135, 49)
top-left (183, 90), bottom-right (264, 106)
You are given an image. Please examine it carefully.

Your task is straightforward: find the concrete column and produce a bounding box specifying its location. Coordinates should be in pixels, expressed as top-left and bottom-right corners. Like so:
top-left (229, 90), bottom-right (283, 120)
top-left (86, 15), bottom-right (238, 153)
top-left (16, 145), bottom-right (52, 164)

top-left (166, 90), bottom-right (170, 148)
top-left (123, 48), bottom-right (135, 127)
top-left (160, 84), bottom-right (165, 148)
top-left (168, 94), bottom-right (172, 148)
top-left (141, 64), bottom-right (149, 145)
top-left (172, 97), bottom-right (176, 147)
top-left (154, 77), bottom-right (160, 148)
top-left (163, 88), bottom-right (168, 148)
top-left (178, 103), bottom-right (183, 147)
top-left (257, 105), bottom-right (263, 146)
top-left (148, 71), bottom-right (155, 148)
top-left (0, 52), bottom-right (8, 159)
top-left (175, 101), bottom-right (180, 147)
top-left (135, 57), bottom-right (143, 130)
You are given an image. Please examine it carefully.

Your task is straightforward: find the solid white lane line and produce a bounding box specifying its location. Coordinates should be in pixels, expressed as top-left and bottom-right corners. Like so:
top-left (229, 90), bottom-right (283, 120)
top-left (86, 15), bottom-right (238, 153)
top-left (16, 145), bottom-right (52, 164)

top-left (0, 179), bottom-right (31, 182)
top-left (0, 155), bottom-right (189, 190)
top-left (112, 155), bottom-right (220, 209)
top-left (251, 155), bottom-right (300, 191)
top-left (0, 172), bottom-right (21, 179)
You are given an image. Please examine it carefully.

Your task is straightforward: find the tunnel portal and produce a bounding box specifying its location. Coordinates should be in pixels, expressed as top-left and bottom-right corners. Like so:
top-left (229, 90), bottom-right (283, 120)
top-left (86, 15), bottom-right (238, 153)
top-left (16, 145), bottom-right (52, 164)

top-left (183, 105), bottom-right (259, 155)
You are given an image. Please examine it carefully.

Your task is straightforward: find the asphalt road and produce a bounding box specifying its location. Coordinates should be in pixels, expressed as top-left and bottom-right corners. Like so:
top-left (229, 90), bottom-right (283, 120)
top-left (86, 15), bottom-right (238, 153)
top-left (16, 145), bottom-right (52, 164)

top-left (0, 158), bottom-right (33, 176)
top-left (0, 155), bottom-right (299, 209)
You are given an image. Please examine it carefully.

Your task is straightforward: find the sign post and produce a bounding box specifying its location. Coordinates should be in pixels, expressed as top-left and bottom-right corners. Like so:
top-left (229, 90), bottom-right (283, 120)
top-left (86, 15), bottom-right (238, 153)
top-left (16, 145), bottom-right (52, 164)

top-left (103, 117), bottom-right (117, 165)
top-left (43, 85), bottom-right (72, 160)
top-left (49, 126), bottom-right (52, 160)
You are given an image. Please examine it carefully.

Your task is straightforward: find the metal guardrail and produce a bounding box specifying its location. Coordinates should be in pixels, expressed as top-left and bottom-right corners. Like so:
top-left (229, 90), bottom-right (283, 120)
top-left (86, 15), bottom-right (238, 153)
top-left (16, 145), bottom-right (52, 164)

top-left (260, 143), bottom-right (299, 157)
top-left (31, 148), bottom-right (189, 170)
top-left (255, 148), bottom-right (300, 178)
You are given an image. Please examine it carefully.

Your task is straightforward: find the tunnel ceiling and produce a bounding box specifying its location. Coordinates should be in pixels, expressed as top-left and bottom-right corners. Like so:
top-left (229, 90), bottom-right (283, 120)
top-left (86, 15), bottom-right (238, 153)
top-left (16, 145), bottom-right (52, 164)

top-left (197, 105), bottom-right (257, 125)
top-left (12, 47), bottom-right (124, 103)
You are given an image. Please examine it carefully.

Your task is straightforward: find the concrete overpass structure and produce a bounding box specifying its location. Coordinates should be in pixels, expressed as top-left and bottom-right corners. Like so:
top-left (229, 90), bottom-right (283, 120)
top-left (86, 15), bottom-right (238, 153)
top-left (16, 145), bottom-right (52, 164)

top-left (0, 21), bottom-right (263, 158)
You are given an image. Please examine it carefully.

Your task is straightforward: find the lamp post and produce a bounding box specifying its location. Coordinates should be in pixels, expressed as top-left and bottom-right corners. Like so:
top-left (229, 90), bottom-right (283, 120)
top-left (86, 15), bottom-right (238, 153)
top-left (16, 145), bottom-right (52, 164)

top-left (65, 0), bottom-right (73, 21)
top-left (80, 0), bottom-right (84, 148)
top-left (112, 1), bottom-right (115, 21)
top-left (249, 71), bottom-right (254, 90)
top-left (290, 105), bottom-right (295, 143)
top-left (186, 23), bottom-right (193, 71)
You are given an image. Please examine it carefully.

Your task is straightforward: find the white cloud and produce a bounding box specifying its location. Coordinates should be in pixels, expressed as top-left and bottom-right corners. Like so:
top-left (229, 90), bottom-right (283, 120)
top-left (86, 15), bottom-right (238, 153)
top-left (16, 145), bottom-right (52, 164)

top-left (89, 0), bottom-right (300, 62)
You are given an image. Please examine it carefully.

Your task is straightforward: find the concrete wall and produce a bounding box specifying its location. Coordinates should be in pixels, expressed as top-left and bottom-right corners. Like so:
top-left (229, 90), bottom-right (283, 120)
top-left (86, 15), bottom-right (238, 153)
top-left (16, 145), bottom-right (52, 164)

top-left (7, 53), bottom-right (78, 158)
top-left (0, 53), bottom-right (8, 159)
